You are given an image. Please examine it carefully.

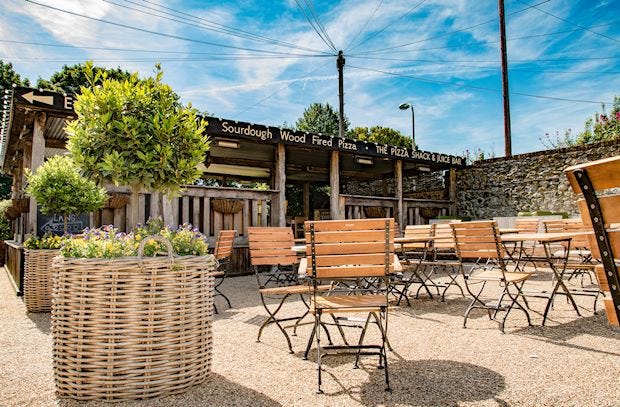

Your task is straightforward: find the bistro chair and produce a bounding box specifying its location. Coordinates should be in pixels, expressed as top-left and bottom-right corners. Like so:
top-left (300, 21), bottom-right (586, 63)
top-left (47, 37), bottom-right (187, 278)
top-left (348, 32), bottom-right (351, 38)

top-left (213, 229), bottom-right (236, 313)
top-left (565, 155), bottom-right (620, 326)
top-left (248, 227), bottom-right (330, 353)
top-left (304, 218), bottom-right (395, 393)
top-left (451, 221), bottom-right (532, 333)
top-left (392, 224), bottom-right (436, 304)
top-left (513, 217), bottom-right (542, 270)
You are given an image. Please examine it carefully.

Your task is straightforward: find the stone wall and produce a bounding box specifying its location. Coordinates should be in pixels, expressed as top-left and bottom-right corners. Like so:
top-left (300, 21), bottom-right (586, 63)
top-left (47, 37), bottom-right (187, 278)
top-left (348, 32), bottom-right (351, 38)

top-left (455, 140), bottom-right (620, 219)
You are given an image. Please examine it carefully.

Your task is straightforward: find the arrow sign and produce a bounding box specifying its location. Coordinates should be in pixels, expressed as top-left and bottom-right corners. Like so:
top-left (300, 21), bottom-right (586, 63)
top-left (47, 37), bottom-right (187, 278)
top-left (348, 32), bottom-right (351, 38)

top-left (22, 91), bottom-right (54, 106)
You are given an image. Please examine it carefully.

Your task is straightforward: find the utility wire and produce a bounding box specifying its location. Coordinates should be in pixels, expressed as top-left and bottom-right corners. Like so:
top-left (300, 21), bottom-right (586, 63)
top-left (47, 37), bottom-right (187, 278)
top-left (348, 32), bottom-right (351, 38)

top-left (349, 55), bottom-right (620, 64)
top-left (1, 55), bottom-right (331, 62)
top-left (345, 0), bottom-right (384, 51)
top-left (105, 0), bottom-right (330, 55)
top-left (348, 64), bottom-right (613, 104)
top-left (516, 0), bottom-right (620, 44)
top-left (24, 0), bottom-right (328, 57)
top-left (294, 0), bottom-right (337, 52)
top-left (348, 0), bottom-right (427, 53)
top-left (356, 0), bottom-right (552, 56)
top-left (303, 0), bottom-right (338, 51)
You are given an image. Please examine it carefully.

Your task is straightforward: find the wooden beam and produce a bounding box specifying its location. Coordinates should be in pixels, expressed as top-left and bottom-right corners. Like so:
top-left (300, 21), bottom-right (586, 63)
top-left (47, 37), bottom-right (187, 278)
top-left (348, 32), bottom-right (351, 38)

top-left (303, 182), bottom-right (310, 218)
top-left (395, 159), bottom-right (403, 230)
top-left (448, 168), bottom-right (457, 216)
top-left (330, 151), bottom-right (341, 219)
top-left (28, 112), bottom-right (46, 235)
top-left (274, 144), bottom-right (286, 226)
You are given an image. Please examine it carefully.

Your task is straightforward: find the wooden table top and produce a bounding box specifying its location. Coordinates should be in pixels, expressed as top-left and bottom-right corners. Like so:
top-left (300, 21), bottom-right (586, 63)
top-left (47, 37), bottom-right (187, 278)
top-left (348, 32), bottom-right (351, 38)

top-left (501, 231), bottom-right (591, 243)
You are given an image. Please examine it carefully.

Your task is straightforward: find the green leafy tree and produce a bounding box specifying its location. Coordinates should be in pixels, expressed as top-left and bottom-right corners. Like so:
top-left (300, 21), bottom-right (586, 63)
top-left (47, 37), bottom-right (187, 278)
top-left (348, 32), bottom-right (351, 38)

top-left (24, 155), bottom-right (108, 232)
top-left (348, 126), bottom-right (413, 149)
top-left (0, 60), bottom-right (30, 91)
top-left (295, 102), bottom-right (349, 136)
top-left (36, 63), bottom-right (131, 95)
top-left (66, 62), bottom-right (209, 226)
top-left (0, 199), bottom-right (13, 240)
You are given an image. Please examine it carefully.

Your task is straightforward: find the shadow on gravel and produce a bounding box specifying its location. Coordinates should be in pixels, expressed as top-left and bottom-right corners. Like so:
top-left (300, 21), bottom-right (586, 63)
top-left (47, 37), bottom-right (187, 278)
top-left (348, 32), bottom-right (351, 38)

top-left (27, 311), bottom-right (51, 334)
top-left (514, 314), bottom-right (620, 356)
top-left (56, 373), bottom-right (282, 407)
top-left (359, 359), bottom-right (506, 406)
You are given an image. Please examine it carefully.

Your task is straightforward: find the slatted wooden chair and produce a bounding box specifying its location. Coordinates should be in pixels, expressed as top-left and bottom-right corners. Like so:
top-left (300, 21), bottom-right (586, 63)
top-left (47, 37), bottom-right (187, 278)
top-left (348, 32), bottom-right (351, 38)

top-left (451, 221), bottom-right (532, 333)
top-left (213, 230), bottom-right (236, 313)
top-left (543, 218), bottom-right (598, 286)
top-left (565, 156), bottom-right (620, 326)
top-left (248, 227), bottom-right (330, 353)
top-left (511, 217), bottom-right (542, 270)
top-left (304, 218), bottom-right (395, 393)
top-left (392, 224), bottom-right (435, 304)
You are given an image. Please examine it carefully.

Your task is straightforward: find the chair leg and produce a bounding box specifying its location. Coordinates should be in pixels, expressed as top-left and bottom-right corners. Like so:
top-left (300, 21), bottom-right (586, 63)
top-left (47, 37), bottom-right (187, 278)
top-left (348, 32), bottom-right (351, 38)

top-left (354, 313), bottom-right (373, 369)
top-left (316, 309), bottom-right (323, 394)
top-left (378, 310), bottom-right (391, 392)
top-left (257, 293), bottom-right (294, 354)
top-left (462, 281), bottom-right (488, 328)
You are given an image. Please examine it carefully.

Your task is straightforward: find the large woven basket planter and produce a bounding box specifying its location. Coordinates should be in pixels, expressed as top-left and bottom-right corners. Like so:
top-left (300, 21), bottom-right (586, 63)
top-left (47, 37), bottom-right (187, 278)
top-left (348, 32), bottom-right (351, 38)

top-left (51, 246), bottom-right (218, 401)
top-left (24, 249), bottom-right (58, 313)
top-left (211, 198), bottom-right (243, 214)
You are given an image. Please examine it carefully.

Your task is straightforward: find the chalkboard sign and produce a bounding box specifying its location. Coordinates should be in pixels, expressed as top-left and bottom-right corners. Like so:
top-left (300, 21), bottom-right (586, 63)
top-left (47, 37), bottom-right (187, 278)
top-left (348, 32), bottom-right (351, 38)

top-left (36, 208), bottom-right (90, 236)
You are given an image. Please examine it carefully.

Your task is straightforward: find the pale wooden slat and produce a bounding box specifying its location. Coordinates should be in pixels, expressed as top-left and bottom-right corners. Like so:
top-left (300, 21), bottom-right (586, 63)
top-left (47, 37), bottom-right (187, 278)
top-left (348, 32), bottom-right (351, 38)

top-left (315, 264), bottom-right (394, 279)
top-left (312, 253), bottom-right (387, 267)
top-left (565, 155), bottom-right (620, 192)
top-left (193, 197), bottom-right (201, 230)
top-left (303, 242), bottom-right (393, 256)
top-left (203, 197), bottom-right (211, 236)
top-left (306, 218), bottom-right (393, 232)
top-left (578, 195), bottom-right (620, 227)
top-left (309, 230), bottom-right (394, 244)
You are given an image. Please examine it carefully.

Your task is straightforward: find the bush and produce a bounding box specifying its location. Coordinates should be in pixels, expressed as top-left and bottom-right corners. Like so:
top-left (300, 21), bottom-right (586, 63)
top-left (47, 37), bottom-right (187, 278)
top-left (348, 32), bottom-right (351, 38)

top-left (0, 199), bottom-right (12, 240)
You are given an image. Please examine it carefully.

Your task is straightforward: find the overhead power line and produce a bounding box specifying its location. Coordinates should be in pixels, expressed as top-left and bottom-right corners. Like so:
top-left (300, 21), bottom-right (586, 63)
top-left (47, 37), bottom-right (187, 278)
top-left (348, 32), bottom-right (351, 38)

top-left (294, 0), bottom-right (338, 52)
top-left (349, 55), bottom-right (620, 64)
top-left (345, 0), bottom-right (385, 51)
top-left (348, 64), bottom-right (614, 105)
top-left (516, 0), bottom-right (620, 44)
top-left (356, 0), bottom-right (553, 56)
top-left (303, 0), bottom-right (338, 51)
top-left (24, 0), bottom-right (330, 57)
top-left (102, 0), bottom-right (330, 55)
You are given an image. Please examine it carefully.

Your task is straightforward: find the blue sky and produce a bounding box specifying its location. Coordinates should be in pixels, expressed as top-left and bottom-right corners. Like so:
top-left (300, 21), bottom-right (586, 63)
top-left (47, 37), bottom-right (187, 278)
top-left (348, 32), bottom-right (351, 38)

top-left (1, 0), bottom-right (619, 157)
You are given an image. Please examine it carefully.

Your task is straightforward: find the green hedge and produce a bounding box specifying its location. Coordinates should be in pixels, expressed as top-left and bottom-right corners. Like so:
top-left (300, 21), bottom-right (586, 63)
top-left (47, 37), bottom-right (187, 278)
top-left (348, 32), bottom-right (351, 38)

top-left (517, 210), bottom-right (570, 218)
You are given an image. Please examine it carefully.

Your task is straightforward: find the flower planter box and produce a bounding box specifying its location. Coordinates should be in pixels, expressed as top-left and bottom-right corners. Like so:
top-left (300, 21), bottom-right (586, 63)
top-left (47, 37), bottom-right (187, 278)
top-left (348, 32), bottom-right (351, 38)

top-left (51, 248), bottom-right (218, 401)
top-left (24, 249), bottom-right (57, 313)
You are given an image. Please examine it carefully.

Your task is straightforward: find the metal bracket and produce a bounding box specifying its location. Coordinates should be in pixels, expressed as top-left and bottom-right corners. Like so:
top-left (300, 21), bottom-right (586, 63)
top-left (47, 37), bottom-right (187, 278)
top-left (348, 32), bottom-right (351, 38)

top-left (573, 168), bottom-right (620, 319)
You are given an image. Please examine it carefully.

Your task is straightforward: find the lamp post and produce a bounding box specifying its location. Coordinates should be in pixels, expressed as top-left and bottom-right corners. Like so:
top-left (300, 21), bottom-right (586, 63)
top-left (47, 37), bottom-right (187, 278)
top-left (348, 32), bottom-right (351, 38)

top-left (398, 102), bottom-right (415, 149)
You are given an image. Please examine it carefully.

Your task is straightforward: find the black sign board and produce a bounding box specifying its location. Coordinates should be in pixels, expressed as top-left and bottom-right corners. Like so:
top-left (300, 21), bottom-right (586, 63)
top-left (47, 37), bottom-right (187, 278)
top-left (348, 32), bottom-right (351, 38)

top-left (205, 117), bottom-right (465, 168)
top-left (36, 208), bottom-right (90, 236)
top-left (13, 86), bottom-right (75, 114)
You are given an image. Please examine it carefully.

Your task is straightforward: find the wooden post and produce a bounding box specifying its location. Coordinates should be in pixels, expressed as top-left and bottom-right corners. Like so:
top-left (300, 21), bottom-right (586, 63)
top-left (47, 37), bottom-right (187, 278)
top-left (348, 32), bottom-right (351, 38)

top-left (150, 191), bottom-right (161, 219)
top-left (162, 195), bottom-right (174, 227)
top-left (273, 144), bottom-right (286, 226)
top-left (303, 182), bottom-right (310, 218)
top-left (499, 0), bottom-right (512, 157)
top-left (330, 151), bottom-right (340, 220)
top-left (395, 160), bottom-right (403, 231)
top-left (28, 112), bottom-right (46, 235)
top-left (448, 168), bottom-right (457, 216)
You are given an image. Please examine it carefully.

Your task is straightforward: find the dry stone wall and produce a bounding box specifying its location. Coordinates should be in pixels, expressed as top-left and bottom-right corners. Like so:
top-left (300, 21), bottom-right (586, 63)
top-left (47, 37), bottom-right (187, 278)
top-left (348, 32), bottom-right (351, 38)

top-left (455, 140), bottom-right (620, 219)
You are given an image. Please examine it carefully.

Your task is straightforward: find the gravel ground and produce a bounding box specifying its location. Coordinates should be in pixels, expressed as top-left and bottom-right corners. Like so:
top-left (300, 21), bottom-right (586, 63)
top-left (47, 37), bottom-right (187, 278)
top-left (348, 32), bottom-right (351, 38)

top-left (1, 266), bottom-right (619, 407)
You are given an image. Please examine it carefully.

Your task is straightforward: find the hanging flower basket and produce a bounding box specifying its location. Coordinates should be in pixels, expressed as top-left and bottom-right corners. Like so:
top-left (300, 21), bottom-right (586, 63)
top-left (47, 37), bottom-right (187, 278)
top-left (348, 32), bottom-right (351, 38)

top-left (364, 207), bottom-right (387, 218)
top-left (420, 207), bottom-right (441, 219)
top-left (212, 198), bottom-right (243, 214)
top-left (12, 197), bottom-right (29, 213)
top-left (24, 249), bottom-right (57, 312)
top-left (104, 193), bottom-right (130, 209)
top-left (51, 236), bottom-right (218, 401)
top-left (5, 206), bottom-right (20, 220)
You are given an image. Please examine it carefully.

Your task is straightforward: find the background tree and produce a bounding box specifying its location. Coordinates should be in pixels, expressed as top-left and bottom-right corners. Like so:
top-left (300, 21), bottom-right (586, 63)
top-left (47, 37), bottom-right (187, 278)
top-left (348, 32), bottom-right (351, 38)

top-left (295, 102), bottom-right (349, 136)
top-left (348, 126), bottom-right (413, 149)
top-left (36, 63), bottom-right (131, 95)
top-left (25, 155), bottom-right (108, 233)
top-left (66, 62), bottom-right (209, 226)
top-left (0, 60), bottom-right (30, 91)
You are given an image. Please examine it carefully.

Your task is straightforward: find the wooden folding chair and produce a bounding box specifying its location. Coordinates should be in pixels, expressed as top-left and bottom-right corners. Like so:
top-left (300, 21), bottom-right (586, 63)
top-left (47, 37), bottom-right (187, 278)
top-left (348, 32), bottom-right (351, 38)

top-left (305, 218), bottom-right (395, 393)
top-left (451, 221), bottom-right (532, 333)
top-left (565, 156), bottom-right (620, 326)
top-left (248, 227), bottom-right (330, 353)
top-left (213, 230), bottom-right (236, 313)
top-left (392, 224), bottom-right (435, 304)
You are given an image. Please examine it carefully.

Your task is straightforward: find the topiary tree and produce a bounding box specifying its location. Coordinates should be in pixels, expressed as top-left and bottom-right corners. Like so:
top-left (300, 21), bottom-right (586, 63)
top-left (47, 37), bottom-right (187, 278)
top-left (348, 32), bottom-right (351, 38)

top-left (24, 155), bottom-right (108, 233)
top-left (65, 62), bottom-right (209, 227)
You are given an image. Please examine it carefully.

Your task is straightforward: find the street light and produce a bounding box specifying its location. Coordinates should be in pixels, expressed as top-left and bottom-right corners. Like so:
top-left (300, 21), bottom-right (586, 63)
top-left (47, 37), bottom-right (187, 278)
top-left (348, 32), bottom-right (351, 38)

top-left (398, 102), bottom-right (415, 149)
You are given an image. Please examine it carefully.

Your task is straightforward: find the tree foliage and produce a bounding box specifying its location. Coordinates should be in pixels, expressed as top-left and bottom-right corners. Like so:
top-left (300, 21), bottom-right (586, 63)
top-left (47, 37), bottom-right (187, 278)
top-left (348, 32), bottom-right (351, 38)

top-left (0, 60), bottom-right (30, 91)
top-left (295, 102), bottom-right (349, 136)
top-left (347, 126), bottom-right (413, 149)
top-left (66, 62), bottom-right (209, 201)
top-left (36, 63), bottom-right (131, 95)
top-left (25, 155), bottom-right (108, 225)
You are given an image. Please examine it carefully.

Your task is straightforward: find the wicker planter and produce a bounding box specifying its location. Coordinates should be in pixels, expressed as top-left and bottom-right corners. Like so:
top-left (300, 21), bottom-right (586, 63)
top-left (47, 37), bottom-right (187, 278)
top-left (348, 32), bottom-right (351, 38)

top-left (364, 207), bottom-right (387, 218)
top-left (12, 197), bottom-right (30, 213)
top-left (420, 207), bottom-right (441, 219)
top-left (5, 206), bottom-right (19, 220)
top-left (104, 193), bottom-right (130, 209)
top-left (211, 199), bottom-right (243, 214)
top-left (51, 239), bottom-right (218, 402)
top-left (24, 249), bottom-right (58, 312)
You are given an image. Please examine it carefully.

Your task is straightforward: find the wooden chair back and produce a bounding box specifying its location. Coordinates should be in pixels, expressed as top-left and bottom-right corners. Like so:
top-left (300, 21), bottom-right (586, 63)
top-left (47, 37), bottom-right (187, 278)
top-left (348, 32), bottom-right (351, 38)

top-left (402, 224), bottom-right (435, 250)
top-left (565, 155), bottom-right (620, 326)
top-left (433, 223), bottom-right (456, 251)
top-left (305, 218), bottom-right (395, 280)
top-left (248, 227), bottom-right (298, 267)
top-left (451, 220), bottom-right (505, 261)
top-left (214, 230), bottom-right (236, 261)
top-left (515, 218), bottom-right (539, 233)
top-left (543, 218), bottom-right (591, 249)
